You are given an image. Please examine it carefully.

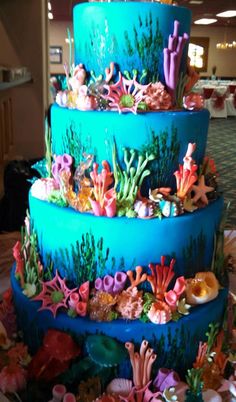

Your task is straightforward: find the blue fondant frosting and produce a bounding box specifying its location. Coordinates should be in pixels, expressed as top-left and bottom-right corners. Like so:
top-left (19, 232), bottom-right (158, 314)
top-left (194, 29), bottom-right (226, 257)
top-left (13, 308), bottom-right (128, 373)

top-left (73, 2), bottom-right (191, 83)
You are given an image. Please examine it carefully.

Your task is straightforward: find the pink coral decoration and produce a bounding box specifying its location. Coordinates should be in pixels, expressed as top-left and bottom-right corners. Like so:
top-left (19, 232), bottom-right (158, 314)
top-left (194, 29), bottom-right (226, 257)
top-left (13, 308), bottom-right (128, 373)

top-left (103, 72), bottom-right (149, 114)
top-left (68, 281), bottom-right (89, 317)
top-left (120, 382), bottom-right (163, 402)
top-left (0, 364), bottom-right (27, 394)
top-left (147, 256), bottom-right (176, 300)
top-left (116, 287), bottom-right (143, 320)
top-left (165, 276), bottom-right (186, 310)
top-left (89, 161), bottom-right (116, 217)
top-left (147, 300), bottom-right (172, 324)
top-left (143, 82), bottom-right (172, 110)
top-left (33, 270), bottom-right (76, 318)
top-left (68, 63), bottom-right (86, 92)
top-left (183, 93), bottom-right (204, 111)
top-left (76, 85), bottom-right (98, 111)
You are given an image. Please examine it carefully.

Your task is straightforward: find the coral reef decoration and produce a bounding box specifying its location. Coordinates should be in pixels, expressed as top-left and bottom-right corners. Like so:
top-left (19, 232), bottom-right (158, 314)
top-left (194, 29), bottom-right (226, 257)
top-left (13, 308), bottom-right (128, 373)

top-left (147, 256), bottom-right (176, 300)
top-left (76, 85), bottom-right (98, 111)
top-left (186, 272), bottom-right (219, 305)
top-left (183, 93), bottom-right (204, 111)
top-left (28, 329), bottom-right (80, 381)
top-left (143, 82), bottom-right (172, 111)
top-left (120, 381), bottom-right (163, 402)
top-left (68, 281), bottom-right (89, 317)
top-left (0, 363), bottom-right (27, 394)
top-left (13, 241), bottom-right (25, 287)
top-left (165, 276), bottom-right (186, 311)
top-left (89, 290), bottom-right (117, 321)
top-left (184, 57), bottom-right (200, 94)
top-left (163, 20), bottom-right (189, 102)
top-left (68, 63), bottom-right (87, 92)
top-left (86, 334), bottom-right (127, 367)
top-left (33, 270), bottom-right (77, 317)
top-left (174, 162), bottom-right (198, 200)
top-left (147, 300), bottom-right (172, 324)
top-left (95, 272), bottom-right (127, 295)
top-left (153, 367), bottom-right (180, 392)
top-left (106, 378), bottom-right (133, 397)
top-left (89, 161), bottom-right (116, 217)
top-left (103, 72), bottom-right (149, 114)
top-left (125, 340), bottom-right (157, 388)
top-left (0, 289), bottom-right (17, 338)
top-left (127, 266), bottom-right (147, 290)
top-left (30, 177), bottom-right (59, 201)
top-left (116, 287), bottom-right (143, 320)
top-left (52, 153), bottom-right (73, 185)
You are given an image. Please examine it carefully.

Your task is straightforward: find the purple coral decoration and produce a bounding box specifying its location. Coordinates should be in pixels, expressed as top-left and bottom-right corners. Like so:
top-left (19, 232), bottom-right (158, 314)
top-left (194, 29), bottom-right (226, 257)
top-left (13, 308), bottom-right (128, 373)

top-left (52, 154), bottom-right (73, 185)
top-left (33, 270), bottom-right (76, 317)
top-left (95, 272), bottom-right (127, 295)
top-left (164, 20), bottom-right (189, 102)
top-left (153, 368), bottom-right (180, 392)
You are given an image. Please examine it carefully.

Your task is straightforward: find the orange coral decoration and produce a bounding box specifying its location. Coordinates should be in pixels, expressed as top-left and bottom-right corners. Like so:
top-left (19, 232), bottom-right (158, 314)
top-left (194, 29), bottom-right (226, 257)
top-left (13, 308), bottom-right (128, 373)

top-left (126, 266), bottom-right (147, 290)
top-left (147, 256), bottom-right (175, 300)
top-left (125, 340), bottom-right (157, 388)
top-left (174, 164), bottom-right (198, 200)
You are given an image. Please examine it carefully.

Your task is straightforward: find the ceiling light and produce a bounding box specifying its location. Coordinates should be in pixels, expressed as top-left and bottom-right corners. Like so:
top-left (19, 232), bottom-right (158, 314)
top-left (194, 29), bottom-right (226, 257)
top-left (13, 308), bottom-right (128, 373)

top-left (189, 1), bottom-right (203, 4)
top-left (48, 2), bottom-right (52, 11)
top-left (194, 18), bottom-right (217, 25)
top-left (216, 10), bottom-right (236, 18)
top-left (48, 12), bottom-right (53, 20)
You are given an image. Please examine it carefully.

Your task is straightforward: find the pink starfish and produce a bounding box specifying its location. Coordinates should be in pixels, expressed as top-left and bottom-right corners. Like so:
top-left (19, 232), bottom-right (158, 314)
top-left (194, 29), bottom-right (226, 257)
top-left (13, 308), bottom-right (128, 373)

top-left (34, 271), bottom-right (77, 318)
top-left (103, 72), bottom-right (149, 114)
top-left (192, 175), bottom-right (214, 205)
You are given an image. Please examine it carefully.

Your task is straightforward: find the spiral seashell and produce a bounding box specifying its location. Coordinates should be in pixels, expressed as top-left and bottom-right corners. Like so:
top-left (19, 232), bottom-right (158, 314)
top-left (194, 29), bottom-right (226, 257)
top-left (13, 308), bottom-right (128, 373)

top-left (106, 378), bottom-right (133, 397)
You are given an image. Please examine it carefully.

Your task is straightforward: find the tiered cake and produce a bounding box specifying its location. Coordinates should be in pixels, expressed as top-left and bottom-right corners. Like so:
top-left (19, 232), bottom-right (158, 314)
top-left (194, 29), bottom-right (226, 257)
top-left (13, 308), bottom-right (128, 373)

top-left (9, 2), bottom-right (231, 400)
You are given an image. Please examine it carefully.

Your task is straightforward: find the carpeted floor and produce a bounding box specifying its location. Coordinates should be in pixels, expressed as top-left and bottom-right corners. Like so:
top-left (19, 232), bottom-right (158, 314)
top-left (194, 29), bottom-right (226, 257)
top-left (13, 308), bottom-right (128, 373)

top-left (206, 117), bottom-right (236, 229)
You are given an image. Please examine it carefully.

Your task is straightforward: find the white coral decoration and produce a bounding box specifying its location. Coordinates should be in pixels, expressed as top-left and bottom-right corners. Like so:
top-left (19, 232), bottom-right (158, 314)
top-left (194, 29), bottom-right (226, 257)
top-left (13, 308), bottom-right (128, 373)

top-left (143, 82), bottom-right (172, 110)
top-left (116, 287), bottom-right (143, 319)
top-left (31, 178), bottom-right (59, 201)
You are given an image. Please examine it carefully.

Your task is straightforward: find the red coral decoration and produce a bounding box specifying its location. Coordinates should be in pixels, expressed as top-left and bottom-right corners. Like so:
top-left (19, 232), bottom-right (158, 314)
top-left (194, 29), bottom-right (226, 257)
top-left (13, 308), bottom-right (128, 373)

top-left (147, 256), bottom-right (176, 300)
top-left (13, 241), bottom-right (25, 287)
top-left (28, 329), bottom-right (80, 381)
top-left (33, 270), bottom-right (76, 317)
top-left (174, 164), bottom-right (198, 200)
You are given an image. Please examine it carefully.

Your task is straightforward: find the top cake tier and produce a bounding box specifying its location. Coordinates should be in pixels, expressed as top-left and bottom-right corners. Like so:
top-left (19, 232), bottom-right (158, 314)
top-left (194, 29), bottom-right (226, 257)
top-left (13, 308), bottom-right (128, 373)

top-left (73, 2), bottom-right (191, 83)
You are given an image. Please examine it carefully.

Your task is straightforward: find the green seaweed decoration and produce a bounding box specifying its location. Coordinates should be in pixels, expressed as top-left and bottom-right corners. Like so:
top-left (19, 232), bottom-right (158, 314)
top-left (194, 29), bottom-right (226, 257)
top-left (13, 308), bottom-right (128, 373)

top-left (53, 233), bottom-right (109, 286)
top-left (112, 141), bottom-right (155, 217)
top-left (182, 231), bottom-right (206, 278)
top-left (141, 126), bottom-right (180, 188)
top-left (123, 13), bottom-right (163, 83)
top-left (61, 123), bottom-right (96, 168)
top-left (45, 118), bottom-right (52, 177)
top-left (185, 368), bottom-right (204, 402)
top-left (86, 20), bottom-right (118, 74)
top-left (175, 71), bottom-right (189, 108)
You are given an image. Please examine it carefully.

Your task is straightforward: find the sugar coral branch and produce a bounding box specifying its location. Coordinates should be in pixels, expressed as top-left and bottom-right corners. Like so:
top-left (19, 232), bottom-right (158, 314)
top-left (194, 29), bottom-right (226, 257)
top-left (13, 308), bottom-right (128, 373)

top-left (147, 256), bottom-right (175, 299)
top-left (127, 266), bottom-right (147, 290)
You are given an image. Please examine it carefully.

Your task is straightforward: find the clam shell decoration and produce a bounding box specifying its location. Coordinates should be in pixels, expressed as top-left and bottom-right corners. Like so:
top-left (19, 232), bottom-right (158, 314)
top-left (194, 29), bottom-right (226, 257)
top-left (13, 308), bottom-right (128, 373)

top-left (185, 272), bottom-right (219, 305)
top-left (106, 378), bottom-right (132, 397)
top-left (149, 190), bottom-right (184, 217)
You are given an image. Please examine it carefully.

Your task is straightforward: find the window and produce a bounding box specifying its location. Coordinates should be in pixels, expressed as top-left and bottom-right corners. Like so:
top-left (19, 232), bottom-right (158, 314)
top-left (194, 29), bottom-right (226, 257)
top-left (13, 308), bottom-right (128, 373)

top-left (188, 37), bottom-right (209, 72)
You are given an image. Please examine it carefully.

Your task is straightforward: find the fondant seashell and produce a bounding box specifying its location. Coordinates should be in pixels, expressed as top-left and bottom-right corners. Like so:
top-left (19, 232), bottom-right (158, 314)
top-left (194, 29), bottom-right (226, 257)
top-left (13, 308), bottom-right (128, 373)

top-left (147, 301), bottom-right (172, 324)
top-left (202, 389), bottom-right (222, 402)
top-left (186, 272), bottom-right (219, 305)
top-left (106, 378), bottom-right (132, 396)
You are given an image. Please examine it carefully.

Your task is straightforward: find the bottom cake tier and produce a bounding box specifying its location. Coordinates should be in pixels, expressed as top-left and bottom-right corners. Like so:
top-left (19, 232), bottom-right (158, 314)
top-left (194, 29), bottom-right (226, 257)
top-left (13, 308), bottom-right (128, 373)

top-left (11, 267), bottom-right (228, 376)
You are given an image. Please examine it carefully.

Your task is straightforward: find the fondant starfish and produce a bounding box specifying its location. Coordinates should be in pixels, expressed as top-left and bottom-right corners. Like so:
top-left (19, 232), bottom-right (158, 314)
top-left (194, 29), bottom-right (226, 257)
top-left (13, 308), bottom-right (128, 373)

top-left (192, 175), bottom-right (214, 205)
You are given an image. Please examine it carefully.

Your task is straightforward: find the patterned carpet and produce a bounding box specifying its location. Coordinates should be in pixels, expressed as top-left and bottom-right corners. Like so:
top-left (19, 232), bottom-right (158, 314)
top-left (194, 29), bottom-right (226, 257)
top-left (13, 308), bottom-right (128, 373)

top-left (206, 117), bottom-right (236, 229)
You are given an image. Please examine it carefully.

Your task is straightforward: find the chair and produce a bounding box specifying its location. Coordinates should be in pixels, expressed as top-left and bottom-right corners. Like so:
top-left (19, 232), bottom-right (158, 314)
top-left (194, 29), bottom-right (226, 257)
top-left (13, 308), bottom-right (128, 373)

top-left (204, 89), bottom-right (228, 118)
top-left (229, 84), bottom-right (236, 94)
top-left (226, 93), bottom-right (236, 116)
top-left (203, 87), bottom-right (214, 99)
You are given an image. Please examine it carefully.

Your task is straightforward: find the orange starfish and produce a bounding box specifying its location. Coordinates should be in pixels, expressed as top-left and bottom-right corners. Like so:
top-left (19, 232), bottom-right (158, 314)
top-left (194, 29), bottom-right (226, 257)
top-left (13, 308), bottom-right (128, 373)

top-left (192, 175), bottom-right (214, 205)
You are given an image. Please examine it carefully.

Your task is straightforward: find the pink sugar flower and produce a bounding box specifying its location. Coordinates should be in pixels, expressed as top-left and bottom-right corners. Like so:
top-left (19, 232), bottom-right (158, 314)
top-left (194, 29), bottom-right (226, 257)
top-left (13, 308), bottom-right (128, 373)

top-left (143, 82), bottom-right (172, 110)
